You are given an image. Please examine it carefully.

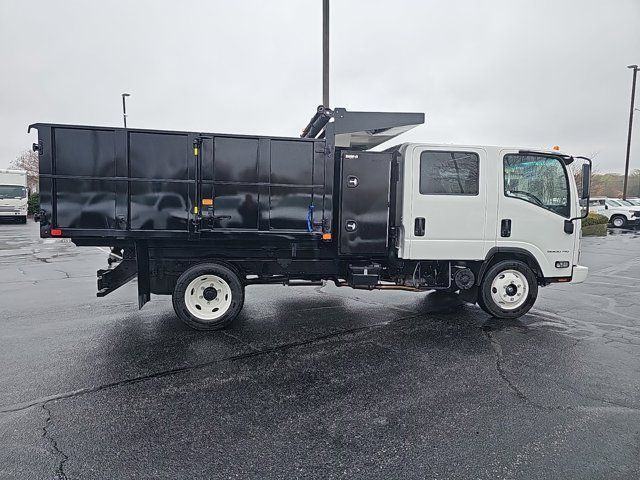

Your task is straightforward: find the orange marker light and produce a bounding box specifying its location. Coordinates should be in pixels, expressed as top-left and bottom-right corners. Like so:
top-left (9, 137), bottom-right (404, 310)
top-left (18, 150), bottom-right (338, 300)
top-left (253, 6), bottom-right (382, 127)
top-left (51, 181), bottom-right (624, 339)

top-left (552, 145), bottom-right (560, 151)
top-left (202, 198), bottom-right (213, 206)
top-left (322, 233), bottom-right (332, 241)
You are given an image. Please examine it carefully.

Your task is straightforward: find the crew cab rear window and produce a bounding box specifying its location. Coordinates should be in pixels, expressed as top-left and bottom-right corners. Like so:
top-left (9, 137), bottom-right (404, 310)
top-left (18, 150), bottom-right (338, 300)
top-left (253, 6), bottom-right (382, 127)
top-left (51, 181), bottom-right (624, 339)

top-left (419, 151), bottom-right (479, 195)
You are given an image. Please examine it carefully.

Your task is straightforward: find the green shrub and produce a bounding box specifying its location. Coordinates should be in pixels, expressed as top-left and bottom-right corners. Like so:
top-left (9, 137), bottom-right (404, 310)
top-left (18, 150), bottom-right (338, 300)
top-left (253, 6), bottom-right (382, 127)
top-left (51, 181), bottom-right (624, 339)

top-left (582, 223), bottom-right (607, 236)
top-left (27, 192), bottom-right (40, 215)
top-left (581, 212), bottom-right (608, 227)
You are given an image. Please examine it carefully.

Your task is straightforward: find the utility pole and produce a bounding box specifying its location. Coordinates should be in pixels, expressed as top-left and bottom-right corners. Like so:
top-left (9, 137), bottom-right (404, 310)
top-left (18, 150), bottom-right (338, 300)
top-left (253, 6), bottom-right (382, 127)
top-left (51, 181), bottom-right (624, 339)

top-left (322, 0), bottom-right (329, 107)
top-left (122, 93), bottom-right (131, 128)
top-left (623, 65), bottom-right (638, 200)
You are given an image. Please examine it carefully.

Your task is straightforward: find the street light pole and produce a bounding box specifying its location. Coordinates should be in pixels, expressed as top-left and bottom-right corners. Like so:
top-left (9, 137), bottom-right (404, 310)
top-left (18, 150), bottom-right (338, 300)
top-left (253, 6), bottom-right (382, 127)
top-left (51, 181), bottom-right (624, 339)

top-left (622, 65), bottom-right (638, 200)
top-left (322, 0), bottom-right (329, 107)
top-left (122, 93), bottom-right (131, 128)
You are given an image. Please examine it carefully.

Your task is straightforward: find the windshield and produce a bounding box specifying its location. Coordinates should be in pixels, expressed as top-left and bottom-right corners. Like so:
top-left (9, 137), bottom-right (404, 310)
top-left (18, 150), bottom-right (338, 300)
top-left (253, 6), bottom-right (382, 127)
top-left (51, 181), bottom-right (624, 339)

top-left (0, 185), bottom-right (27, 199)
top-left (503, 154), bottom-right (570, 217)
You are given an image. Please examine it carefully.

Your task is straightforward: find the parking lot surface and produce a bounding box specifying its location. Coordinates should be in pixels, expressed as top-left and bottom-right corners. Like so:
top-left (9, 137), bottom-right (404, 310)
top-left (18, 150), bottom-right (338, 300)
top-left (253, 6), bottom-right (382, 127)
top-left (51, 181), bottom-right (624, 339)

top-left (0, 220), bottom-right (639, 479)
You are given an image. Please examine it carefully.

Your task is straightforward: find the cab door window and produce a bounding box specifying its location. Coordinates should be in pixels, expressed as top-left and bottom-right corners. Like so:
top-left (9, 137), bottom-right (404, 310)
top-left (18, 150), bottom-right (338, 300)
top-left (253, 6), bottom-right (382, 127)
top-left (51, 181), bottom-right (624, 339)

top-left (503, 154), bottom-right (570, 217)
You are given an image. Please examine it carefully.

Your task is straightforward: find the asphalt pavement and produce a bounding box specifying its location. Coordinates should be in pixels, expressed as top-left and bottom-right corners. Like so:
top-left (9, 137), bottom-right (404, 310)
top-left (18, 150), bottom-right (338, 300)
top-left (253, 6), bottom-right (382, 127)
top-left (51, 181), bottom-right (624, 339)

top-left (0, 219), bottom-right (639, 479)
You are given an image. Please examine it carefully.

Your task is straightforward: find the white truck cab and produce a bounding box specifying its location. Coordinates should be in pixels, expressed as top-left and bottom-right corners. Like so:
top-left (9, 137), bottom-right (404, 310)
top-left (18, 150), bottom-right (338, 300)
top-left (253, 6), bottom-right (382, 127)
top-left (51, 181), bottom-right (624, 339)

top-left (0, 169), bottom-right (28, 223)
top-left (393, 144), bottom-right (590, 317)
top-left (587, 197), bottom-right (640, 228)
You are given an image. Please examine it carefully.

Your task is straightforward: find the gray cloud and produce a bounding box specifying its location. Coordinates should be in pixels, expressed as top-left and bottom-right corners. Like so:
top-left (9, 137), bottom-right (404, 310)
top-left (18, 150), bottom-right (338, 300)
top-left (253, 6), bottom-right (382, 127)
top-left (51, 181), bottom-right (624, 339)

top-left (1, 0), bottom-right (638, 171)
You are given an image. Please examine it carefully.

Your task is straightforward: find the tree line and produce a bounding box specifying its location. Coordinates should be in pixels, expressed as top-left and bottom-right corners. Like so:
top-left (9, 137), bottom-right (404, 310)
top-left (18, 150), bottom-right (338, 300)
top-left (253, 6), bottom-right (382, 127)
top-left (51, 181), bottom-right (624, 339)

top-left (586, 170), bottom-right (640, 198)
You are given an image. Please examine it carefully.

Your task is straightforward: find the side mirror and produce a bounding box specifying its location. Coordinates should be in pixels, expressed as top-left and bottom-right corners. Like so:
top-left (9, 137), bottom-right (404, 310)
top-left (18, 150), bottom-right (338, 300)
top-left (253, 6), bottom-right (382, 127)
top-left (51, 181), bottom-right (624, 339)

top-left (581, 163), bottom-right (590, 200)
top-left (605, 204), bottom-right (608, 210)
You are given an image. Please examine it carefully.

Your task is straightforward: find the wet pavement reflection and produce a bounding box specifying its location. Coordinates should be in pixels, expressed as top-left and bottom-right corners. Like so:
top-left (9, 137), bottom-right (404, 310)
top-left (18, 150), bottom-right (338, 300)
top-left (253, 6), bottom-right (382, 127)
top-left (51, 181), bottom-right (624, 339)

top-left (0, 220), bottom-right (639, 479)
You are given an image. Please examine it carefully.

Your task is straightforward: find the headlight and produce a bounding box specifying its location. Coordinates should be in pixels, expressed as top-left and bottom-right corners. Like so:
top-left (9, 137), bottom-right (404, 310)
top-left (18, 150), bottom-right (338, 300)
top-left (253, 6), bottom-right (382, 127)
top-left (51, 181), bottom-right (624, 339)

top-left (633, 211), bottom-right (640, 218)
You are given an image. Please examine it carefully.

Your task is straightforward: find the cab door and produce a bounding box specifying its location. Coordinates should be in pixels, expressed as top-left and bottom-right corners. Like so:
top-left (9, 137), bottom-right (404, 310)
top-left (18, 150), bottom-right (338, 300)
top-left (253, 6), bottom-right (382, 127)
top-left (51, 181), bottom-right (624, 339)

top-left (497, 151), bottom-right (577, 277)
top-left (406, 145), bottom-right (493, 260)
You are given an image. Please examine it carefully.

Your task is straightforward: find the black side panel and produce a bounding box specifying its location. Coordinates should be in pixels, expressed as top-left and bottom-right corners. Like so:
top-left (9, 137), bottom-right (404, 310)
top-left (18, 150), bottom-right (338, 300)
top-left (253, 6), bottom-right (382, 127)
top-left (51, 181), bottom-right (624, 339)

top-left (35, 122), bottom-right (328, 239)
top-left (56, 178), bottom-right (117, 228)
top-left (269, 140), bottom-right (315, 231)
top-left (52, 128), bottom-right (118, 229)
top-left (339, 151), bottom-right (392, 255)
top-left (129, 132), bottom-right (191, 231)
top-left (54, 128), bottom-right (116, 177)
top-left (201, 136), bottom-right (260, 230)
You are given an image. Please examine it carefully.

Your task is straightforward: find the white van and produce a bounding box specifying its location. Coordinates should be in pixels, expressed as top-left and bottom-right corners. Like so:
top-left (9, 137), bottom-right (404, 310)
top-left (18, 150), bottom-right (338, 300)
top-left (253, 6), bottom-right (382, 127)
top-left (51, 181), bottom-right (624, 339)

top-left (0, 169), bottom-right (28, 223)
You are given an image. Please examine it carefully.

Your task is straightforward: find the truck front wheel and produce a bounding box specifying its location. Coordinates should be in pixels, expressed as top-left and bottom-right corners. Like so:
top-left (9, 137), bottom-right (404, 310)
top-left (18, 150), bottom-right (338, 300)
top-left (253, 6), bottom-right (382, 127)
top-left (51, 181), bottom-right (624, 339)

top-left (478, 260), bottom-right (538, 319)
top-left (172, 263), bottom-right (244, 330)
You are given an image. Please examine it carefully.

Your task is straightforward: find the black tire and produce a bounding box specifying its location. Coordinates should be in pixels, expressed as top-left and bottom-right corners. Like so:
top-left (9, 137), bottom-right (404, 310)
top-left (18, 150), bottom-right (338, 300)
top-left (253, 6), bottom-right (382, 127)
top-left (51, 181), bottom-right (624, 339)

top-left (19, 216), bottom-right (27, 224)
top-left (610, 215), bottom-right (626, 228)
top-left (476, 289), bottom-right (492, 315)
top-left (478, 260), bottom-right (538, 319)
top-left (172, 263), bottom-right (244, 331)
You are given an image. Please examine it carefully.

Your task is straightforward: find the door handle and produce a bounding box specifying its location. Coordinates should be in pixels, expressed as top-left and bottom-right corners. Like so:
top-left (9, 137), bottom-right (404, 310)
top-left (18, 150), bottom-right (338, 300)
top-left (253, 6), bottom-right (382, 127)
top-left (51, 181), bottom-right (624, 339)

top-left (414, 217), bottom-right (425, 236)
top-left (501, 219), bottom-right (511, 237)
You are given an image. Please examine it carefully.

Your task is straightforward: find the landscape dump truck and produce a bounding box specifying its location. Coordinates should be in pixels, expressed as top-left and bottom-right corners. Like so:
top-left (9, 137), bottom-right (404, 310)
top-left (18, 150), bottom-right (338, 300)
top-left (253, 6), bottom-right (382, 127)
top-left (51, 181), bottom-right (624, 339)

top-left (30, 106), bottom-right (592, 330)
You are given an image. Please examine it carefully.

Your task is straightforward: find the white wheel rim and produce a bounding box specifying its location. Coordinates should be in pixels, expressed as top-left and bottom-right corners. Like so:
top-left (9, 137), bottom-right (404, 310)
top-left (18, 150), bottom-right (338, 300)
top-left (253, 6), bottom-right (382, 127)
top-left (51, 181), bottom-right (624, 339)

top-left (613, 217), bottom-right (624, 227)
top-left (184, 274), bottom-right (232, 321)
top-left (490, 269), bottom-right (529, 311)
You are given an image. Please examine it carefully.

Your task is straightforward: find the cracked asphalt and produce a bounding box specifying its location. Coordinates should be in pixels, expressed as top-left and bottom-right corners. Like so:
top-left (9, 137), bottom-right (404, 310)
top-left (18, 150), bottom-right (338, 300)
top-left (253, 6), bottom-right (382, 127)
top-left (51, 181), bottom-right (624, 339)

top-left (0, 220), bottom-right (639, 479)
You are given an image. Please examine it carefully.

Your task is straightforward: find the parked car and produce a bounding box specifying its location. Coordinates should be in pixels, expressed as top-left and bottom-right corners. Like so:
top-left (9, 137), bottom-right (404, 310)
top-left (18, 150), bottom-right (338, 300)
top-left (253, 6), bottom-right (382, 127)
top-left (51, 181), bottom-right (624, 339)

top-left (586, 197), bottom-right (640, 228)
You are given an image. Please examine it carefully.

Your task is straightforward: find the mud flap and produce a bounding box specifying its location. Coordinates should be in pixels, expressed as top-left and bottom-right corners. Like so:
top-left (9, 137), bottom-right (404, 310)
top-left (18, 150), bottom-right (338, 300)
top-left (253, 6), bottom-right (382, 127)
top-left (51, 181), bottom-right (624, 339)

top-left (136, 240), bottom-right (151, 309)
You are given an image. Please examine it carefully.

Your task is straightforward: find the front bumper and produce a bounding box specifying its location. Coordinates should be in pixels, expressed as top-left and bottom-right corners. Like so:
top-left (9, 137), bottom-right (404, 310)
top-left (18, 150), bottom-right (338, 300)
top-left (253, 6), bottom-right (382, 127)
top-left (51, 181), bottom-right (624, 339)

top-left (570, 265), bottom-right (588, 284)
top-left (0, 211), bottom-right (27, 217)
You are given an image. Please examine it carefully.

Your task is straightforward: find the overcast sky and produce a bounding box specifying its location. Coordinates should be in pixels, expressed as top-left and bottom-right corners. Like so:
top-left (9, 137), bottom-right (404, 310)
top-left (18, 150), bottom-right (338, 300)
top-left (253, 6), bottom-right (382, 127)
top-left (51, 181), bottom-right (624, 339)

top-left (1, 0), bottom-right (638, 172)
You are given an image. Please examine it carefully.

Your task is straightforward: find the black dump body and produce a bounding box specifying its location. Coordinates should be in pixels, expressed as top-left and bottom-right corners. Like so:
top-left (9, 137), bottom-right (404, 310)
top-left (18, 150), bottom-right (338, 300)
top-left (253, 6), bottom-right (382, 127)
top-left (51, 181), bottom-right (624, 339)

top-left (30, 107), bottom-right (424, 303)
top-left (32, 126), bottom-right (326, 238)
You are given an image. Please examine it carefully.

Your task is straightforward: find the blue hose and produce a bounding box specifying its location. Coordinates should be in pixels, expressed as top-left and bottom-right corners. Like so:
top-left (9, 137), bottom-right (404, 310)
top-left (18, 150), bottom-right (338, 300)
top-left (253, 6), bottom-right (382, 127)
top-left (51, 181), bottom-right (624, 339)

top-left (307, 204), bottom-right (315, 232)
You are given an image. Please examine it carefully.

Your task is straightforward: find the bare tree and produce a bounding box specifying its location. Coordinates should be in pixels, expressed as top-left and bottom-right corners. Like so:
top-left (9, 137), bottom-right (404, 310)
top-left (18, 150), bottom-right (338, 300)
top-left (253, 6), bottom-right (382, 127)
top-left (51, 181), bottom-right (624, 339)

top-left (9, 149), bottom-right (39, 192)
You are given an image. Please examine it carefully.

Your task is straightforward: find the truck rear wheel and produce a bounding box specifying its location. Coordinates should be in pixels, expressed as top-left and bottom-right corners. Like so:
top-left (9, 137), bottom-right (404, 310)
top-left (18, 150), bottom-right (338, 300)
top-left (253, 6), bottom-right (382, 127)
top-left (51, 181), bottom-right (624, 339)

top-left (478, 260), bottom-right (538, 319)
top-left (172, 263), bottom-right (244, 330)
